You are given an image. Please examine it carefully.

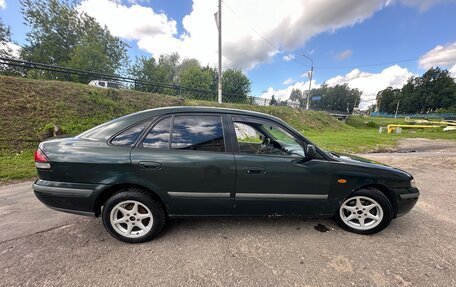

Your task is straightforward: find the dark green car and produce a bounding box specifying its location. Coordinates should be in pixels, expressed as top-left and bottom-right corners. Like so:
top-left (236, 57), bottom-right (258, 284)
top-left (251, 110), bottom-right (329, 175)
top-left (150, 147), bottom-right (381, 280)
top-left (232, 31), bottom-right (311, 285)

top-left (33, 107), bottom-right (419, 243)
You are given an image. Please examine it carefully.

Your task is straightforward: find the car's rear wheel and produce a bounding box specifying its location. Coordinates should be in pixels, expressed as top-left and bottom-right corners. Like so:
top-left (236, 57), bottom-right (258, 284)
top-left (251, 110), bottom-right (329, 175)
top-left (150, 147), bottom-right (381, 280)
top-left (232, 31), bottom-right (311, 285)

top-left (102, 188), bottom-right (165, 243)
top-left (335, 188), bottom-right (393, 235)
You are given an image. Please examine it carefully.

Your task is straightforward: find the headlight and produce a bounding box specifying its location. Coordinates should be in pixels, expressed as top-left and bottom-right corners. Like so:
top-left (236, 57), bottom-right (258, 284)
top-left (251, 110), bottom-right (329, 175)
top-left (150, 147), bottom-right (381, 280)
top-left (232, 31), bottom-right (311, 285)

top-left (410, 179), bottom-right (416, 188)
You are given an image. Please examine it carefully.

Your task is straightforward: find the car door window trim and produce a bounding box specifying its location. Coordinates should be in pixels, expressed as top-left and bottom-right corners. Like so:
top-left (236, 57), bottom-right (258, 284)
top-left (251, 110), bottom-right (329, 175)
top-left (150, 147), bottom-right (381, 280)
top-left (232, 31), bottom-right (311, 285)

top-left (137, 113), bottom-right (230, 154)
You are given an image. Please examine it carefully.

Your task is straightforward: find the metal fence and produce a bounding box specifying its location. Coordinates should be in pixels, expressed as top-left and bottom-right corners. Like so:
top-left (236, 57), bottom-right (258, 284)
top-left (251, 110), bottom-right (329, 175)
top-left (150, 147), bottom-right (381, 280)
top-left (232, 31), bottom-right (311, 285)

top-left (371, 111), bottom-right (456, 119)
top-left (0, 56), bottom-right (274, 106)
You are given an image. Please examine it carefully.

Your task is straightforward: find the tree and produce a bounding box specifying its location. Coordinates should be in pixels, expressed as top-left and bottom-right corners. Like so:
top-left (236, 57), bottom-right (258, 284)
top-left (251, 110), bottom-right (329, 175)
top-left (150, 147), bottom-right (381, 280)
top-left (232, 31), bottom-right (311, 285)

top-left (20, 0), bottom-right (128, 79)
top-left (179, 64), bottom-right (213, 92)
top-left (376, 87), bottom-right (401, 113)
top-left (130, 57), bottom-right (168, 91)
top-left (222, 68), bottom-right (251, 102)
top-left (289, 88), bottom-right (303, 101)
top-left (1, 17), bottom-right (23, 75)
top-left (0, 17), bottom-right (12, 57)
top-left (269, 95), bottom-right (278, 106)
top-left (177, 58), bottom-right (200, 81)
top-left (376, 67), bottom-right (456, 114)
top-left (309, 84), bottom-right (362, 112)
top-left (289, 88), bottom-right (305, 107)
top-left (157, 53), bottom-right (180, 84)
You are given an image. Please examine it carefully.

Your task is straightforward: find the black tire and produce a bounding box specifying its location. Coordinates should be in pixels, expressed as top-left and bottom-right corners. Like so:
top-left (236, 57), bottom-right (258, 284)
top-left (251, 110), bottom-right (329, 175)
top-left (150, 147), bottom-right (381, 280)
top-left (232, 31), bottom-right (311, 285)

top-left (102, 187), bottom-right (166, 243)
top-left (335, 188), bottom-right (393, 235)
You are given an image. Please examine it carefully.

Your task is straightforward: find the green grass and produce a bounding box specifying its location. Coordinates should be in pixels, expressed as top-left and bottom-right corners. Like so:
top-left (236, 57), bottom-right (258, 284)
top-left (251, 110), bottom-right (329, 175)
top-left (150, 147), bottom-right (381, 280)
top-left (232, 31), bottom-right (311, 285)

top-left (0, 150), bottom-right (35, 181)
top-left (310, 115), bottom-right (456, 153)
top-left (305, 129), bottom-right (400, 153)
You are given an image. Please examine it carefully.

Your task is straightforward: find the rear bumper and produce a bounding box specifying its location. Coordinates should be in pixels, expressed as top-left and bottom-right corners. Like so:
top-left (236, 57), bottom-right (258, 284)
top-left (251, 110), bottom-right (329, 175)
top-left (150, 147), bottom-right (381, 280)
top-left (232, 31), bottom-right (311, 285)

top-left (33, 179), bottom-right (106, 216)
top-left (395, 187), bottom-right (420, 217)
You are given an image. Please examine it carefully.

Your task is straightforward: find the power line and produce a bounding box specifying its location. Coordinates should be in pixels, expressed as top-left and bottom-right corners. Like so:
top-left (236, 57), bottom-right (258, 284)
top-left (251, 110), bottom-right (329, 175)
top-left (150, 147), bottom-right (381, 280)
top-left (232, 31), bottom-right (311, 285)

top-left (220, 1), bottom-right (456, 71)
top-left (314, 50), bottom-right (456, 70)
top-left (314, 58), bottom-right (418, 69)
top-left (221, 0), bottom-right (311, 68)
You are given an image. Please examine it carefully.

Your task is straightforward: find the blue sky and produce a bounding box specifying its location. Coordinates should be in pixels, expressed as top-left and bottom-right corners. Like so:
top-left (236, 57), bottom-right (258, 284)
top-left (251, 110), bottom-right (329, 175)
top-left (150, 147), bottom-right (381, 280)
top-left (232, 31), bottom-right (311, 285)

top-left (1, 0), bottom-right (456, 108)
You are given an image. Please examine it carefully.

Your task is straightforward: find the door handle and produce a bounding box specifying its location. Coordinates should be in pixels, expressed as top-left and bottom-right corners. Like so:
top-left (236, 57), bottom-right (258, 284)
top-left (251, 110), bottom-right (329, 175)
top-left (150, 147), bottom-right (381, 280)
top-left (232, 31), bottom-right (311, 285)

top-left (246, 168), bottom-right (266, 174)
top-left (138, 161), bottom-right (162, 170)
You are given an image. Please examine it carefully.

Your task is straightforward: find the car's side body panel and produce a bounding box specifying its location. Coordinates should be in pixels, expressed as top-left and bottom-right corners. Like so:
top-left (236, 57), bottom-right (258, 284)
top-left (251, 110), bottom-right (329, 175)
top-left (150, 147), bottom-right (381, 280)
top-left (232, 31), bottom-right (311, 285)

top-left (233, 155), bottom-right (333, 216)
top-left (131, 148), bottom-right (236, 216)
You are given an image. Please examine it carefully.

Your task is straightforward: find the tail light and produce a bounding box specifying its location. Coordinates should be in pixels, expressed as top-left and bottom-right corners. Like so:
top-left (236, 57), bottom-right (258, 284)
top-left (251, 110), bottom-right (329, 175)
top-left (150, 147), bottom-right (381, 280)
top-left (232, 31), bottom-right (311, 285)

top-left (34, 148), bottom-right (51, 169)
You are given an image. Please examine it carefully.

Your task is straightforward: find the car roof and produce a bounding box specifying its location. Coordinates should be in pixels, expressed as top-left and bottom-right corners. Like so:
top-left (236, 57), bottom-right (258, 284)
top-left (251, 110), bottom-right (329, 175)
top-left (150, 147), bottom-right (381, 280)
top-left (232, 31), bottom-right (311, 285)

top-left (130, 106), bottom-right (282, 122)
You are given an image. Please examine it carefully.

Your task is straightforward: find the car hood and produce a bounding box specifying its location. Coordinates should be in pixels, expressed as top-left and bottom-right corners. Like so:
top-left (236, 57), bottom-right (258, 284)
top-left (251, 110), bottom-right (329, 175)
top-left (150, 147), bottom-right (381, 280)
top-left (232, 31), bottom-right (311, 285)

top-left (329, 151), bottom-right (413, 180)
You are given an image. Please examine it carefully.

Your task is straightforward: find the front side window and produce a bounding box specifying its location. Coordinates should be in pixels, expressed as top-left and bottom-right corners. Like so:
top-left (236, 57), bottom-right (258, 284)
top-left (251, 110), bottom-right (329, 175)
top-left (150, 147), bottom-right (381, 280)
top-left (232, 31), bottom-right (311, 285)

top-left (171, 115), bottom-right (225, 152)
top-left (234, 120), bottom-right (304, 157)
top-left (111, 120), bottom-right (152, 146)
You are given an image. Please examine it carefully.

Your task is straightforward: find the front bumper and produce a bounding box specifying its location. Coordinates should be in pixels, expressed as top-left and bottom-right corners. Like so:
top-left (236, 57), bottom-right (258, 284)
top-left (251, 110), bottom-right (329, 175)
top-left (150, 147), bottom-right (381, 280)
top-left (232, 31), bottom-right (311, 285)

top-left (395, 187), bottom-right (420, 217)
top-left (33, 179), bottom-right (106, 216)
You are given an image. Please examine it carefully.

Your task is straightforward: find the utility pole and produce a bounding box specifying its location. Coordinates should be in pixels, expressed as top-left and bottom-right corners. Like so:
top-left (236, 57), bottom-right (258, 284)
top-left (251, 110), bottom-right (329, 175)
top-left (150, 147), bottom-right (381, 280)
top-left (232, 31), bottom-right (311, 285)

top-left (352, 98), bottom-right (358, 115)
top-left (395, 100), bottom-right (400, 118)
top-left (302, 54), bottom-right (313, 110)
top-left (216, 0), bottom-right (222, 104)
top-left (376, 97), bottom-right (381, 116)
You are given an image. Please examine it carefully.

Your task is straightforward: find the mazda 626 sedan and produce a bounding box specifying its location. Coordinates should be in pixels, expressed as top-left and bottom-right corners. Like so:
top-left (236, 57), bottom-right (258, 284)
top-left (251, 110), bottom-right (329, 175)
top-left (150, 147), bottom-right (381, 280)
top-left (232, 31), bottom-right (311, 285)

top-left (33, 106), bottom-right (419, 243)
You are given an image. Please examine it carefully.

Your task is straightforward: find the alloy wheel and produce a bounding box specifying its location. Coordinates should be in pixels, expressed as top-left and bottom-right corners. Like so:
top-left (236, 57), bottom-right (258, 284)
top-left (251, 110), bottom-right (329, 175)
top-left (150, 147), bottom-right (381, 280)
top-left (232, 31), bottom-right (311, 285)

top-left (109, 200), bottom-right (154, 238)
top-left (339, 196), bottom-right (384, 231)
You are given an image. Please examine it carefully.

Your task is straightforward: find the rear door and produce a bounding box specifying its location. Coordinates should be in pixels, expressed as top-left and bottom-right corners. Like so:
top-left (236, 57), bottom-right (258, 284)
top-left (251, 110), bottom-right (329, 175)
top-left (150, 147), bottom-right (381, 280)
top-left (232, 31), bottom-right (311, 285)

top-left (229, 116), bottom-right (332, 216)
top-left (130, 113), bottom-right (235, 216)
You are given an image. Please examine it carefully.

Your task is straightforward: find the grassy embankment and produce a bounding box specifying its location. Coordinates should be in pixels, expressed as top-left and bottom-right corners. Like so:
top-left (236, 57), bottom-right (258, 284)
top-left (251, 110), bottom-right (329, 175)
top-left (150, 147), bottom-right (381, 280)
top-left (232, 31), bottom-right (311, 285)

top-left (1, 76), bottom-right (455, 181)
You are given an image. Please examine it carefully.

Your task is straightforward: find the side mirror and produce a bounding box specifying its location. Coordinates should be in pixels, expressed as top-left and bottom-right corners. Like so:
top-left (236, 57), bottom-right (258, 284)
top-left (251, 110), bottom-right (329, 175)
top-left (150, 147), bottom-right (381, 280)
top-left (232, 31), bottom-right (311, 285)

top-left (306, 144), bottom-right (317, 159)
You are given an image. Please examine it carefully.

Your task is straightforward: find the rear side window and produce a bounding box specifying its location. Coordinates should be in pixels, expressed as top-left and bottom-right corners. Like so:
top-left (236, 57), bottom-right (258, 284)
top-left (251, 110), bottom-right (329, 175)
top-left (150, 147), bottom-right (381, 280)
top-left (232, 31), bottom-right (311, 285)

top-left (143, 117), bottom-right (171, 149)
top-left (171, 115), bottom-right (225, 152)
top-left (111, 121), bottom-right (151, 146)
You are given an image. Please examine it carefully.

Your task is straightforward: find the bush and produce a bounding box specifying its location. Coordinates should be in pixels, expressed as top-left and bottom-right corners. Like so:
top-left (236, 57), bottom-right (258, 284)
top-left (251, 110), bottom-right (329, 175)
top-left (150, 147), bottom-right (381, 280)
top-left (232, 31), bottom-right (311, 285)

top-left (366, 121), bottom-right (379, 128)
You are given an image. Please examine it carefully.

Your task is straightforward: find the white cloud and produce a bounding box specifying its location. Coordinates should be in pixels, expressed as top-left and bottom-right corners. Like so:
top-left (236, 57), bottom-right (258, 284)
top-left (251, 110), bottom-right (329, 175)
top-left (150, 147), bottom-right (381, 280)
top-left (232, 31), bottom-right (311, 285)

top-left (335, 49), bottom-right (353, 61)
top-left (419, 42), bottom-right (456, 70)
top-left (0, 42), bottom-right (21, 58)
top-left (283, 54), bottom-right (295, 62)
top-left (282, 78), bottom-right (294, 85)
top-left (326, 65), bottom-right (415, 109)
top-left (261, 80), bottom-right (319, 102)
top-left (79, 0), bottom-right (390, 70)
top-left (78, 0), bottom-right (179, 54)
top-left (0, 0), bottom-right (5, 9)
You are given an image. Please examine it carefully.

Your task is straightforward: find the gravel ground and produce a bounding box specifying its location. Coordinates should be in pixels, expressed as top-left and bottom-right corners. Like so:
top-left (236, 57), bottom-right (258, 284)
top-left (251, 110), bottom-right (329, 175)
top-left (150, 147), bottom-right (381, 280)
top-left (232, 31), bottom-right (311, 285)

top-left (0, 138), bottom-right (455, 287)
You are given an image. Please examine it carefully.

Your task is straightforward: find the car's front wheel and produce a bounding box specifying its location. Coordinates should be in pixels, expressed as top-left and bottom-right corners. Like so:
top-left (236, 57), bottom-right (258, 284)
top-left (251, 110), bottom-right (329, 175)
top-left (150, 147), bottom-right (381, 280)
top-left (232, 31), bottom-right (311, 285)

top-left (102, 188), bottom-right (166, 243)
top-left (335, 188), bottom-right (393, 235)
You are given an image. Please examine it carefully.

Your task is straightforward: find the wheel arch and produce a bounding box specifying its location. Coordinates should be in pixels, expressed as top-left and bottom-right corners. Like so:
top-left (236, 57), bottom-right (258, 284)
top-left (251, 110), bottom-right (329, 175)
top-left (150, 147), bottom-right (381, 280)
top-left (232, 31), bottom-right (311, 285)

top-left (94, 183), bottom-right (169, 217)
top-left (356, 184), bottom-right (398, 218)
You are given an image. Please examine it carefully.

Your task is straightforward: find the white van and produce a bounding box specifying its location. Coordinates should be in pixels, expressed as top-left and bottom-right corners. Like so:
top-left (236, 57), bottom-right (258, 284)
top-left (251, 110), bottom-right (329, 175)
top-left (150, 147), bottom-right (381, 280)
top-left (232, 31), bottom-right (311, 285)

top-left (88, 80), bottom-right (121, 89)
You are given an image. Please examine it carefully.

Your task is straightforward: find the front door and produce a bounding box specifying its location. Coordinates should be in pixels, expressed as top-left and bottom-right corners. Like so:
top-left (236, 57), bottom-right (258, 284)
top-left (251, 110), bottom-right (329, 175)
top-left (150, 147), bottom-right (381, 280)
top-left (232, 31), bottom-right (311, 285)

top-left (130, 114), bottom-right (235, 216)
top-left (229, 116), bottom-right (331, 216)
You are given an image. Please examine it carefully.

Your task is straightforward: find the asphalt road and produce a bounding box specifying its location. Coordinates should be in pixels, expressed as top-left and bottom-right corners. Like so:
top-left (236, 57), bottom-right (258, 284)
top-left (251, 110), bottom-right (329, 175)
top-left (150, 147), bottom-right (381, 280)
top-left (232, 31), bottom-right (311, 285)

top-left (0, 138), bottom-right (455, 286)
